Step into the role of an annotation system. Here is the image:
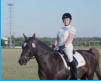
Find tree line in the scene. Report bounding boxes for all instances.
[1,36,101,47]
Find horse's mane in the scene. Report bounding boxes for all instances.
[36,39,54,52]
[36,39,63,62]
[26,37,53,52]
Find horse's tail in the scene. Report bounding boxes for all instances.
[89,48,99,60]
[89,48,101,80]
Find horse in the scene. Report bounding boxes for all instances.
[18,34,101,80]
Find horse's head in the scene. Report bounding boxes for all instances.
[19,33,37,65]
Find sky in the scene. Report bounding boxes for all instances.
[1,0,101,37]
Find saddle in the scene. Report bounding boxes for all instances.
[57,48,78,67]
[53,47,86,69]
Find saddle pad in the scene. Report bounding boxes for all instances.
[58,52,86,69]
[73,52,86,68]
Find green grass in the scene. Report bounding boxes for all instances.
[1,48,39,80]
[1,47,101,80]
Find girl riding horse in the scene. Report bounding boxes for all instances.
[53,13,77,79]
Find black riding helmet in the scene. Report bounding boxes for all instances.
[62,13,72,21]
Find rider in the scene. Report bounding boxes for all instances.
[53,13,78,80]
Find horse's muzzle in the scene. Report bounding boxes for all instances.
[18,56,29,65]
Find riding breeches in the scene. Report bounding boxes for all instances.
[64,44,73,62]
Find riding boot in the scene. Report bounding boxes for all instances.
[63,55,70,77]
[69,60,78,80]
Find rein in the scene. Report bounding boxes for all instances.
[30,52,49,60]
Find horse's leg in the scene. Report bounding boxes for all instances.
[87,65,95,80]
[81,74,87,80]
[96,63,101,79]
[88,76,93,80]
[87,73,94,80]
[39,74,47,80]
[38,70,48,80]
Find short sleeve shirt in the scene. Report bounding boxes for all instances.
[57,25,76,46]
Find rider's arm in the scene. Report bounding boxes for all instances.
[54,36,59,47]
[65,26,76,47]
[65,32,74,47]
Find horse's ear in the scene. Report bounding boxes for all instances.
[23,33,28,40]
[32,33,36,40]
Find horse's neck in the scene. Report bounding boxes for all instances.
[36,40,53,57]
[35,43,52,68]
[35,43,66,77]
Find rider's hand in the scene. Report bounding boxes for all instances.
[52,44,56,49]
[59,45,65,50]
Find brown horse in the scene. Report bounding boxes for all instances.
[18,34,101,80]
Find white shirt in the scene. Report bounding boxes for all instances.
[57,25,76,46]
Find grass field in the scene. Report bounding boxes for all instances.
[1,47,101,80]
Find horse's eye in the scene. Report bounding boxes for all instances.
[32,43,36,48]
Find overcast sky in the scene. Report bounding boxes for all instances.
[1,0,101,37]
